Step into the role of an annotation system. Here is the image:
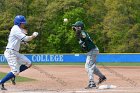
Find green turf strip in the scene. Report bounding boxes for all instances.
[97,62,140,66]
[1,62,140,66]
[33,62,140,66]
[0,72,34,82]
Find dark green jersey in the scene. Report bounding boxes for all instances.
[78,30,96,52]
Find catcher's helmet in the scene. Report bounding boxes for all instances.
[72,21,84,29]
[14,15,26,26]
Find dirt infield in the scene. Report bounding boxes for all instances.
[0,65,140,93]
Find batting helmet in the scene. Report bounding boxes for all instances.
[14,15,26,26]
[72,21,84,29]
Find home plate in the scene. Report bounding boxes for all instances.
[98,85,117,90]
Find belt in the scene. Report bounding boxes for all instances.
[6,48,19,52]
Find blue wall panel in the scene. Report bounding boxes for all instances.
[25,54,86,62]
[97,54,140,62]
[0,53,140,63]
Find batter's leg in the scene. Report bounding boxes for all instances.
[11,76,16,85]
[18,54,32,69]
[0,72,15,84]
[0,83,6,90]
[11,64,29,85]
[11,64,30,85]
[0,50,20,89]
[11,54,32,85]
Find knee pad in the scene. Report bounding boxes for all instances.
[12,70,20,76]
[26,63,32,68]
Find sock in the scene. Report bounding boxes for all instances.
[11,65,28,81]
[20,65,28,72]
[0,72,15,84]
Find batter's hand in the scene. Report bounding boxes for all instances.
[32,32,38,37]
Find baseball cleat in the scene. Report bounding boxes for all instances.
[97,76,107,85]
[85,83,96,89]
[85,81,96,89]
[11,77,16,85]
[0,84,7,90]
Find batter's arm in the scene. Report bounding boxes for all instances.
[22,32,38,42]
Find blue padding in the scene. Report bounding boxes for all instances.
[0,54,140,63]
[97,54,140,62]
[26,54,86,62]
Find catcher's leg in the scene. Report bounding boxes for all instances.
[85,55,96,89]
[92,50,107,85]
[94,66,107,85]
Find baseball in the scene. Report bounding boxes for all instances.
[64,18,68,22]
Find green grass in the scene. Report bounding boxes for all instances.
[97,62,140,66]
[0,72,34,83]
[33,62,140,66]
[1,62,140,66]
[33,62,85,65]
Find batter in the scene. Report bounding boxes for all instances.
[0,15,38,90]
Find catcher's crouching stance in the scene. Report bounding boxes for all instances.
[0,15,38,90]
[72,21,107,89]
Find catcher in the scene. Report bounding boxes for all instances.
[72,21,107,89]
